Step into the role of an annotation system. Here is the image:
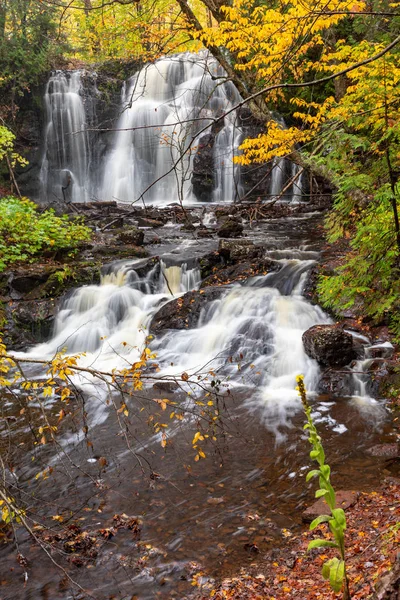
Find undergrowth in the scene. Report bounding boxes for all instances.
[0,196,91,272]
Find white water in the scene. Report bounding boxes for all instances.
[18,257,335,436]
[38,53,307,206]
[40,71,91,203]
[100,52,242,205]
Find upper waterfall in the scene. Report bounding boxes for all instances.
[38,53,305,205]
[100,52,243,205]
[40,71,94,204]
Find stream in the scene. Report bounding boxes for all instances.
[0,211,397,600]
[0,52,398,600]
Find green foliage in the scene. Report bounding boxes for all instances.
[315,126,400,337]
[0,125,28,168]
[296,375,350,599]
[0,196,92,272]
[0,0,64,96]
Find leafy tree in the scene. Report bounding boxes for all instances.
[0,0,63,105]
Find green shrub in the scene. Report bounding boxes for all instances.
[0,196,91,272]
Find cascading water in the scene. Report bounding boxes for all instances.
[21,253,331,437]
[40,71,94,203]
[100,52,243,205]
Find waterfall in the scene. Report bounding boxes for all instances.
[100,52,242,205]
[40,71,94,204]
[37,54,308,206]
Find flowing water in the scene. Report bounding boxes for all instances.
[39,53,305,205]
[1,213,396,599]
[40,71,93,203]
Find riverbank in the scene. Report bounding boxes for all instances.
[194,478,400,599]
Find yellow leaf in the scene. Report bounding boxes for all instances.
[192,431,204,446]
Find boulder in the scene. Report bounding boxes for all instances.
[150,287,225,335]
[302,490,358,523]
[317,369,354,397]
[201,259,278,288]
[217,218,243,238]
[116,227,144,246]
[302,324,356,367]
[218,239,264,262]
[191,133,215,202]
[11,299,57,342]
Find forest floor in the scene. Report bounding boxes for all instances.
[195,478,400,600]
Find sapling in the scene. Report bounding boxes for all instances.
[296,375,351,600]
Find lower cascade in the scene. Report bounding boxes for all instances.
[20,245,383,437]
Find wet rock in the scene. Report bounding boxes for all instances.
[302,490,358,523]
[217,218,244,238]
[5,264,101,301]
[11,299,57,342]
[136,217,164,228]
[152,381,179,393]
[218,239,264,262]
[196,226,212,238]
[150,287,225,335]
[91,244,148,260]
[366,342,395,359]
[318,369,354,397]
[201,259,278,288]
[302,324,356,367]
[191,133,215,202]
[199,251,225,279]
[116,227,145,246]
[181,221,196,232]
[11,269,54,295]
[366,444,400,458]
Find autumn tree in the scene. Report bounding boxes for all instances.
[0,0,62,105]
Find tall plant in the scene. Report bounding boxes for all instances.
[296,375,351,599]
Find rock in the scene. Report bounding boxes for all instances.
[11,299,57,342]
[136,217,164,228]
[91,245,148,259]
[191,133,215,202]
[218,239,263,262]
[181,221,196,232]
[199,251,225,279]
[366,444,400,458]
[150,287,225,335]
[375,558,400,600]
[11,269,53,295]
[196,226,212,238]
[318,369,354,397]
[217,218,244,238]
[201,259,278,288]
[302,324,356,367]
[116,227,145,246]
[152,381,179,393]
[302,490,358,523]
[366,342,395,359]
